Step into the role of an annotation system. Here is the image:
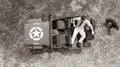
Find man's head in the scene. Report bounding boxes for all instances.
[81,15,86,20]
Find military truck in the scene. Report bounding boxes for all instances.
[24,15,95,54]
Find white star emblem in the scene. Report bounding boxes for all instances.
[32,29,40,38]
[29,27,43,41]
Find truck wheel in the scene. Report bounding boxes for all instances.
[30,49,36,54]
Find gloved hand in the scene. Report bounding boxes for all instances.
[92,31,95,35]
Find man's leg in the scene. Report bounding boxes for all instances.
[78,30,86,44]
[71,28,78,44]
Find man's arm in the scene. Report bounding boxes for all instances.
[71,19,76,27]
[86,19,94,35]
[72,17,81,27]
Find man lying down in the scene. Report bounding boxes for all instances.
[83,18,95,47]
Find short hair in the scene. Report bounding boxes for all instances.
[81,15,86,20]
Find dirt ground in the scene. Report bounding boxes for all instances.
[0,0,120,67]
